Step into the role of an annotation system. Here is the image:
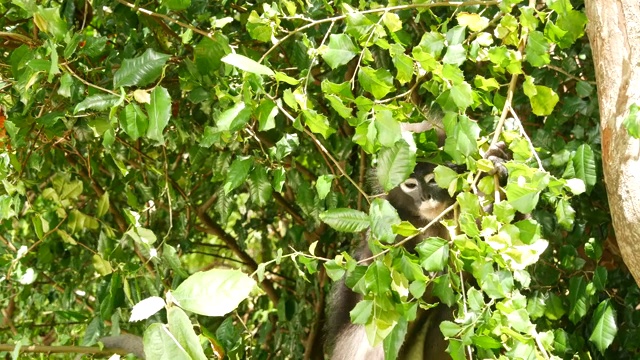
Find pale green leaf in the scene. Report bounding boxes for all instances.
[171,269,256,316]
[130,296,166,322]
[321,34,358,69]
[167,307,207,360]
[221,53,274,76]
[143,323,191,360]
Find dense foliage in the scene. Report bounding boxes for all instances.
[1,0,639,358]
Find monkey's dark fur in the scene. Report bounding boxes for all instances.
[326,162,455,360]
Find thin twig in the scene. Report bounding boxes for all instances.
[114,0,212,39]
[265,94,370,202]
[61,63,119,96]
[509,105,545,170]
[358,203,456,263]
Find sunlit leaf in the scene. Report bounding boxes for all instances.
[171,269,256,317]
[321,34,358,69]
[221,53,274,76]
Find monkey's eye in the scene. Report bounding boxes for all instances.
[424,174,435,183]
[400,178,419,192]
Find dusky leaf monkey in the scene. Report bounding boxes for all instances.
[325,125,511,359]
[325,162,455,360]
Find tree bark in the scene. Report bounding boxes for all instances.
[585,1,640,285]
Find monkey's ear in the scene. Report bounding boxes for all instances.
[485,141,511,182]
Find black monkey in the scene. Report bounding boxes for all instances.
[326,162,456,360]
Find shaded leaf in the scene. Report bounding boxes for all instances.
[113,49,171,88]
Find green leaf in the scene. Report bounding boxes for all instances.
[216,101,252,131]
[383,317,407,360]
[589,300,617,354]
[145,86,171,143]
[525,31,550,67]
[320,208,370,232]
[167,307,207,360]
[364,261,392,294]
[324,260,346,281]
[162,0,191,10]
[315,175,334,200]
[442,44,466,66]
[249,165,273,206]
[524,82,559,116]
[171,269,256,317]
[443,115,480,163]
[350,299,373,325]
[96,192,109,218]
[555,198,575,230]
[449,81,473,110]
[373,109,401,147]
[224,156,253,194]
[573,144,597,188]
[74,94,121,114]
[221,53,274,76]
[113,49,171,88]
[34,7,68,41]
[92,254,113,276]
[392,221,419,237]
[302,109,335,139]
[457,13,490,31]
[418,32,445,56]
[256,99,278,131]
[389,44,414,85]
[568,277,589,324]
[119,103,148,140]
[377,141,416,192]
[416,237,449,272]
[358,67,395,100]
[247,11,272,42]
[321,34,358,69]
[369,198,401,244]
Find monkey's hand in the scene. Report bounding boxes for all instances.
[484,141,511,184]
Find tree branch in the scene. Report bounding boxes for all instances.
[195,207,280,304]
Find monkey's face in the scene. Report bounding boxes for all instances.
[387,163,453,227]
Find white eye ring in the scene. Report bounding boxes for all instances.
[424,174,435,183]
[400,178,419,193]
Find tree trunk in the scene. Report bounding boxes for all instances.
[585,1,640,285]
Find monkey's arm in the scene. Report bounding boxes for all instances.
[100,334,145,359]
